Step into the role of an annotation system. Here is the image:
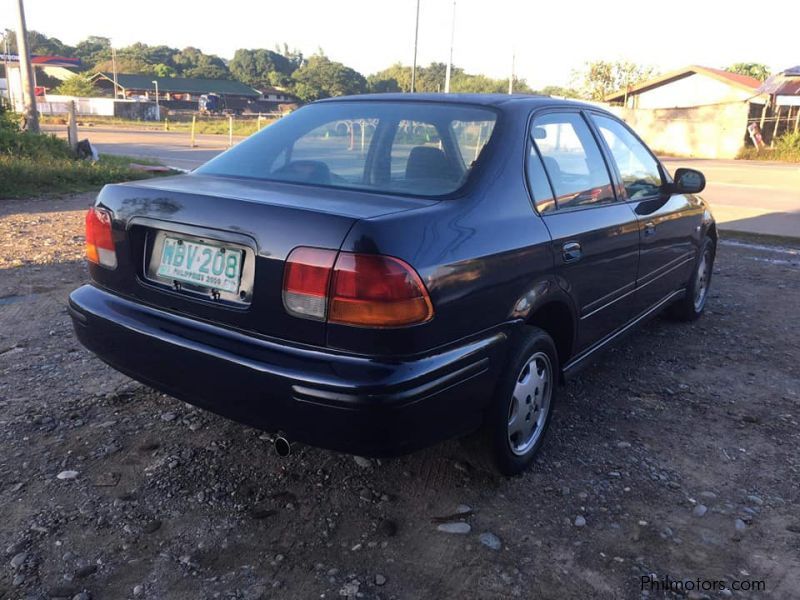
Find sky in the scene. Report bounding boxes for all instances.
[3,0,799,89]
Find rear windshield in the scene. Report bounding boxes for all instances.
[195,101,498,197]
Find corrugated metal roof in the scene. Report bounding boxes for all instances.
[93,73,261,97]
[758,66,800,95]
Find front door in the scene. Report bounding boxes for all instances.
[588,113,702,313]
[530,111,641,353]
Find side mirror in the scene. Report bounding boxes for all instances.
[672,168,706,194]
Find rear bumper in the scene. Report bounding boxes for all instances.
[68,285,509,457]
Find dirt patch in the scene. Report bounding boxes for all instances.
[1,196,799,599]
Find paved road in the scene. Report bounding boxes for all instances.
[46,125,800,238]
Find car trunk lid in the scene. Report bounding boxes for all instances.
[90,174,434,347]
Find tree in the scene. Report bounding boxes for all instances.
[229,48,296,89]
[53,73,96,97]
[74,36,112,69]
[173,47,230,79]
[535,85,582,99]
[368,63,412,93]
[575,60,656,101]
[291,54,367,102]
[726,63,771,82]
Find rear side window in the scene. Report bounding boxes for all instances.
[591,114,663,200]
[532,113,615,210]
[197,101,498,198]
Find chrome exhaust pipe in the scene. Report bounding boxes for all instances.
[274,436,291,457]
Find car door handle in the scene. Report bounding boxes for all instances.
[562,241,582,263]
[644,222,656,237]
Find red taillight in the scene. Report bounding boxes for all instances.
[283,248,434,327]
[282,247,337,320]
[85,207,117,269]
[330,253,433,327]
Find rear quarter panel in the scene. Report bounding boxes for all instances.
[329,107,564,356]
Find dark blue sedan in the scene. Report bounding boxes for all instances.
[70,94,716,474]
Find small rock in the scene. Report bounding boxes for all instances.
[12,573,25,586]
[339,580,360,596]
[479,532,502,550]
[75,564,98,578]
[699,491,717,500]
[574,516,586,527]
[142,519,162,533]
[616,441,631,449]
[353,456,372,468]
[437,522,471,534]
[160,412,177,422]
[455,504,472,514]
[377,519,397,537]
[10,552,27,569]
[72,593,91,600]
[747,495,763,506]
[375,574,387,586]
[693,504,708,517]
[57,470,79,480]
[48,585,78,598]
[735,518,747,532]
[133,585,144,596]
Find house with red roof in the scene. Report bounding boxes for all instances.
[605,65,763,109]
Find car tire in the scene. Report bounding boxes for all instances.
[483,326,559,476]
[668,235,716,322]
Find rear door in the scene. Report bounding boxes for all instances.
[529,110,640,353]
[588,113,701,314]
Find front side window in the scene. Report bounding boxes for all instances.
[591,114,663,200]
[532,113,615,210]
[197,101,498,198]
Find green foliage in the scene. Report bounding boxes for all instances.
[291,54,367,102]
[0,154,157,198]
[575,60,656,101]
[53,73,97,97]
[726,63,771,82]
[535,85,582,99]
[367,62,532,95]
[737,131,800,162]
[0,112,165,198]
[229,48,299,89]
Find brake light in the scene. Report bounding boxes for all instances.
[329,253,433,327]
[283,248,434,327]
[85,207,117,269]
[282,247,337,320]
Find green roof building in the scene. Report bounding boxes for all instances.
[91,73,261,100]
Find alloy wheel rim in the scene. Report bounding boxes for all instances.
[507,351,552,456]
[694,249,711,311]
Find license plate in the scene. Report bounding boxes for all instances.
[157,237,242,293]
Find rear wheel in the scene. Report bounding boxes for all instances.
[668,235,715,321]
[484,326,559,475]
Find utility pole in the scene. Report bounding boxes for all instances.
[444,0,455,93]
[14,0,39,132]
[508,48,515,95]
[410,0,420,93]
[2,30,12,109]
[152,79,160,121]
[111,46,119,99]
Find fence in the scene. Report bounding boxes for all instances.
[37,95,159,120]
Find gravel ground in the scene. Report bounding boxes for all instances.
[1,194,799,600]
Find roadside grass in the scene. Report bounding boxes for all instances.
[40,114,277,137]
[737,131,800,162]
[0,154,170,199]
[1,110,173,199]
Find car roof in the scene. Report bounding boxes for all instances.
[316,93,600,112]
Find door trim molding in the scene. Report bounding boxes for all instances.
[564,288,685,376]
